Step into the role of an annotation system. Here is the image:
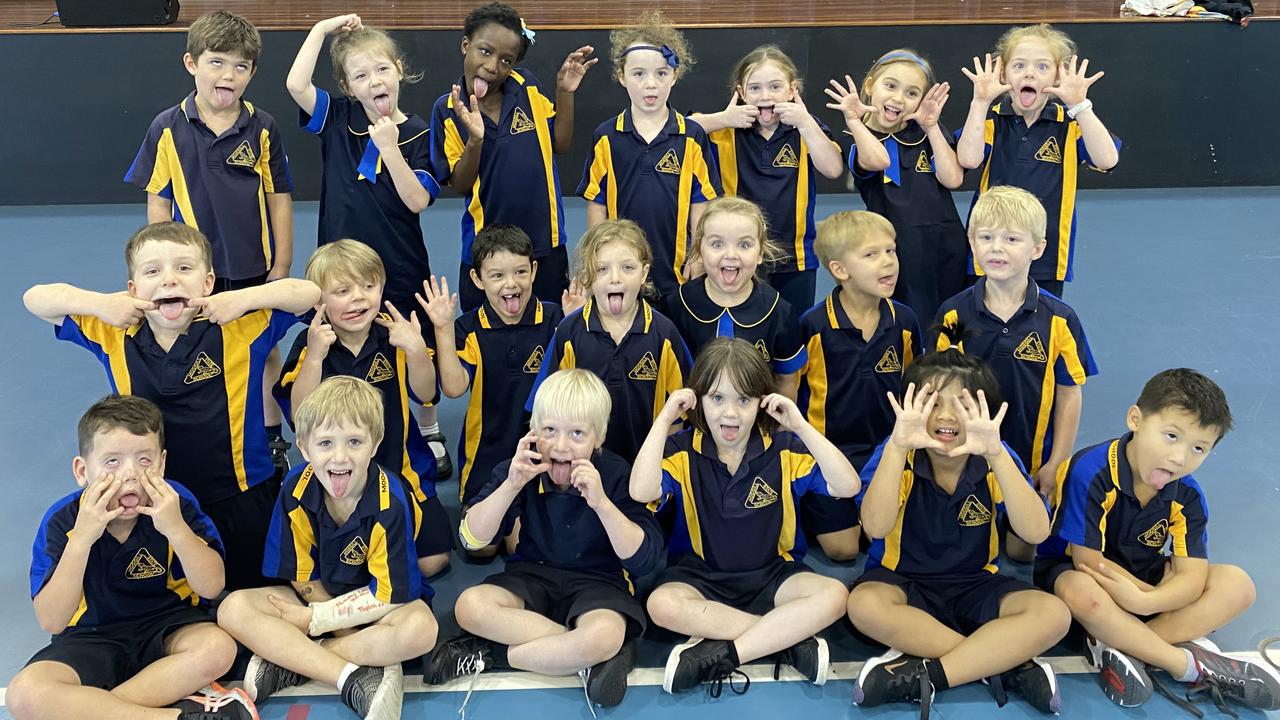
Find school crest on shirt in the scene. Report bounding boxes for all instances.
[875,347,903,373]
[226,140,257,168]
[366,353,395,383]
[341,536,369,565]
[745,477,779,509]
[772,144,800,169]
[753,339,771,362]
[1035,137,1063,164]
[510,107,536,135]
[1138,519,1169,548]
[184,352,222,384]
[1014,332,1048,363]
[958,495,993,527]
[523,345,545,374]
[655,149,682,175]
[915,151,933,173]
[629,352,659,381]
[126,548,166,580]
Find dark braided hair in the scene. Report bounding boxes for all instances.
[464,2,531,61]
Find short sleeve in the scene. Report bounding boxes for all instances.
[1169,483,1209,559]
[469,460,525,538]
[124,113,171,193]
[578,132,610,203]
[525,320,572,412]
[273,332,310,422]
[1051,456,1109,551]
[688,130,722,202]
[56,315,129,393]
[769,302,808,374]
[657,437,687,511]
[366,482,423,603]
[261,474,320,583]
[1052,309,1097,386]
[847,137,884,180]
[785,433,828,498]
[259,113,294,193]
[29,495,78,598]
[456,323,480,379]
[1077,127,1122,171]
[173,482,225,556]
[405,124,441,201]
[429,94,466,184]
[300,87,334,135]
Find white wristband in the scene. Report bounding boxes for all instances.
[1066,100,1093,119]
[308,587,397,636]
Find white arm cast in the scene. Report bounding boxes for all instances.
[307,586,400,636]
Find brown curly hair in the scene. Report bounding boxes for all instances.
[609,11,695,80]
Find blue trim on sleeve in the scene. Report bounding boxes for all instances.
[302,88,331,135]
[772,347,809,375]
[415,169,442,201]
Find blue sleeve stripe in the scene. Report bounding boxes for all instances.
[302,88,330,135]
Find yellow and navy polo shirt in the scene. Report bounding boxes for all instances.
[859,440,1033,577]
[666,277,807,374]
[935,277,1097,475]
[30,480,222,629]
[1038,435,1209,583]
[429,69,565,264]
[303,88,441,304]
[850,120,966,228]
[965,98,1122,282]
[658,428,830,573]
[708,117,839,272]
[56,310,299,506]
[577,108,721,293]
[263,461,427,603]
[453,298,563,504]
[798,291,921,468]
[526,299,691,460]
[125,92,294,281]
[274,316,439,503]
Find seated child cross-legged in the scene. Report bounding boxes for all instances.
[424,369,663,712]
[1036,368,1280,712]
[8,395,255,720]
[849,349,1069,716]
[632,338,858,695]
[217,377,438,720]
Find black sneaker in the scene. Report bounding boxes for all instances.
[582,639,637,708]
[172,684,259,719]
[1181,638,1280,710]
[999,658,1061,714]
[662,638,748,696]
[424,634,500,685]
[423,430,453,480]
[340,664,403,720]
[853,649,933,716]
[243,654,305,702]
[267,434,291,474]
[773,636,830,685]
[1085,635,1153,707]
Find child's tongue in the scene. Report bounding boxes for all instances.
[503,294,522,316]
[550,460,573,486]
[759,106,775,124]
[214,87,234,107]
[1020,87,1039,108]
[719,267,740,288]
[158,298,186,321]
[720,424,740,442]
[373,94,392,117]
[117,493,140,510]
[473,77,490,99]
[1148,469,1173,489]
[607,292,624,316]
[329,470,352,497]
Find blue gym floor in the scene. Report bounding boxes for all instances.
[2,187,1278,719]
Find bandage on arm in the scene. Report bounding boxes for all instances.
[307,586,400,636]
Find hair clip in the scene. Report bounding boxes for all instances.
[622,44,679,69]
[520,18,536,44]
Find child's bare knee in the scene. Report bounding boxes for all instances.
[1054,571,1108,621]
[400,605,439,656]
[454,587,490,630]
[818,530,860,562]
[419,554,451,579]
[578,623,626,667]
[214,590,256,633]
[1212,564,1256,613]
[7,667,54,720]
[845,585,887,628]
[645,588,681,628]
[1031,594,1072,641]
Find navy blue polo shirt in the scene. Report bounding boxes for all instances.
[577,109,721,293]
[708,117,839,272]
[935,277,1097,476]
[859,440,1033,577]
[659,428,830,573]
[665,277,807,374]
[302,88,441,304]
[274,316,438,502]
[125,93,294,281]
[527,299,692,460]
[798,291,921,468]
[966,98,1122,282]
[430,69,565,264]
[263,462,427,603]
[57,310,299,506]
[453,298,563,503]
[851,120,965,228]
[30,480,223,628]
[1039,435,1209,582]
[473,449,663,583]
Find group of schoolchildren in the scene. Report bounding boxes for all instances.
[10,3,1280,720]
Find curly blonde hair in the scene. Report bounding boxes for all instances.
[995,24,1077,68]
[330,27,423,95]
[609,11,695,80]
[687,196,784,279]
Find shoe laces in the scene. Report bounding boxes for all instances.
[1151,671,1228,719]
[577,668,600,720]
[988,672,1010,708]
[182,691,244,714]
[707,667,751,699]
[456,655,488,720]
[1188,675,1240,719]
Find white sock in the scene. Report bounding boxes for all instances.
[1177,649,1200,683]
[337,662,360,691]
[420,421,440,437]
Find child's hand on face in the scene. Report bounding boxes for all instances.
[560,278,588,317]
[960,54,1012,106]
[661,388,697,424]
[903,82,951,129]
[887,382,946,452]
[306,304,338,359]
[316,14,362,35]
[136,470,183,538]
[506,431,552,487]
[570,458,608,510]
[946,388,1009,459]
[450,85,485,138]
[721,91,761,129]
[773,82,815,130]
[188,292,247,325]
[375,301,427,353]
[416,276,458,329]
[104,293,156,328]
[761,393,805,432]
[72,474,124,543]
[557,45,598,93]
[369,115,399,151]
[825,75,875,122]
[1047,55,1103,108]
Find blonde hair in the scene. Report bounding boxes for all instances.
[306,239,387,291]
[187,10,261,65]
[688,196,784,278]
[732,44,801,95]
[610,11,695,80]
[295,376,385,445]
[968,186,1047,243]
[571,220,654,293]
[125,222,213,278]
[529,369,611,444]
[814,211,896,270]
[860,48,935,104]
[330,27,423,95]
[995,24,1077,68]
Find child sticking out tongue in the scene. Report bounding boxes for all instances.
[473,76,490,100]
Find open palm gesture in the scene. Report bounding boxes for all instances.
[945,389,1008,459]
[960,54,1012,105]
[887,383,944,452]
[825,75,875,121]
[903,82,950,128]
[1048,55,1104,107]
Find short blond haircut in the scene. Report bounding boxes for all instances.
[530,369,610,445]
[814,211,896,270]
[610,11,695,81]
[295,376,385,446]
[125,222,213,278]
[688,196,784,278]
[187,10,261,65]
[330,27,423,96]
[306,239,387,291]
[968,186,1047,243]
[996,23,1077,68]
[571,219,654,293]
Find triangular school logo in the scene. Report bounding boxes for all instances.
[915,150,933,173]
[126,548,166,580]
[875,347,903,373]
[184,352,222,384]
[958,495,993,527]
[1014,332,1048,363]
[655,148,682,175]
[772,143,800,168]
[510,106,536,135]
[523,345,545,374]
[1035,137,1063,164]
[1138,519,1169,548]
[754,339,771,361]
[340,536,369,565]
[629,352,659,381]
[365,353,395,383]
[745,477,779,509]
[226,140,257,168]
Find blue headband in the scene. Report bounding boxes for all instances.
[520,18,536,44]
[874,51,930,75]
[623,44,679,69]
